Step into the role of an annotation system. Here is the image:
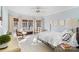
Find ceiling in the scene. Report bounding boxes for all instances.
[7,6,78,17]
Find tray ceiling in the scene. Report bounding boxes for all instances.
[7,6,78,17]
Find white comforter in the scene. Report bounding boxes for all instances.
[37,31,78,47]
[37,31,62,46]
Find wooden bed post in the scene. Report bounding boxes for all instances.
[76,27,79,48]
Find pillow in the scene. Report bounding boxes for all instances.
[69,33,78,47]
[62,30,74,42]
[62,33,72,41]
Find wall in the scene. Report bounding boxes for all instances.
[44,7,79,32]
[0,6,8,35]
[48,7,79,20]
[0,6,1,16]
[43,16,50,31]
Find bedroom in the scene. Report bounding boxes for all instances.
[0,6,79,52]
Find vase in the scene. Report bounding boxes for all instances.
[0,43,8,49]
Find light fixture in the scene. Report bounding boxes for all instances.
[36,10,40,13]
[35,6,41,13]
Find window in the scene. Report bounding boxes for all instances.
[36,20,41,27]
[28,20,33,30]
[22,20,27,30]
[53,20,58,27]
[59,20,65,27]
[13,18,18,30]
[35,20,42,32]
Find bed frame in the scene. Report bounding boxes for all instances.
[76,27,79,47]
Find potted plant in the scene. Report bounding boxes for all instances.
[0,34,11,49]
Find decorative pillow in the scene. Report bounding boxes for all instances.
[62,30,74,42]
[62,33,72,41]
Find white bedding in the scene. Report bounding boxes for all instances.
[68,33,78,47]
[37,31,78,47]
[37,31,62,46]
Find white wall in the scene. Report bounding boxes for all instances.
[0,6,1,16]
[0,6,8,35]
[43,16,50,31]
[44,7,79,32]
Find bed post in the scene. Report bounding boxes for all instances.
[76,27,79,48]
